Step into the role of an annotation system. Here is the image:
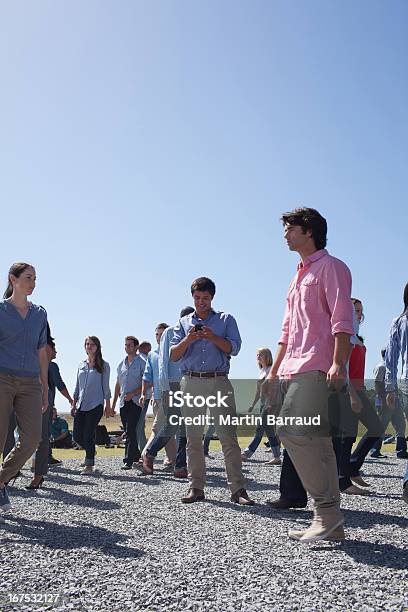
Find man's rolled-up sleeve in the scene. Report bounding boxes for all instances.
[278,296,290,345]
[170,321,186,358]
[143,356,153,383]
[225,315,241,356]
[324,260,354,336]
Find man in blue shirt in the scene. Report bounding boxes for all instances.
[138,307,194,478]
[140,323,177,468]
[170,277,254,505]
[112,336,146,469]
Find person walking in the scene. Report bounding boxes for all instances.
[266,208,354,542]
[170,277,254,505]
[71,336,112,475]
[0,262,49,512]
[26,338,73,489]
[241,348,281,464]
[111,336,145,470]
[385,282,408,503]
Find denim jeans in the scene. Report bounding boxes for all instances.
[120,400,142,466]
[371,394,407,455]
[243,406,280,458]
[73,404,103,466]
[147,382,187,470]
[136,399,149,453]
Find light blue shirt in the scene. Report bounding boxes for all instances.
[385,314,408,392]
[73,361,111,412]
[159,326,183,391]
[117,354,146,407]
[0,301,48,377]
[170,310,241,374]
[143,348,160,399]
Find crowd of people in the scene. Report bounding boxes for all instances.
[0,207,407,544]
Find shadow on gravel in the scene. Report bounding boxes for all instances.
[320,541,408,570]
[203,473,275,492]
[46,474,96,486]
[1,516,144,558]
[8,487,121,511]
[203,498,306,516]
[344,508,408,529]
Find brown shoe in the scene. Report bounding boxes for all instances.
[174,468,188,479]
[231,488,255,506]
[181,488,205,503]
[265,458,282,466]
[350,475,370,488]
[343,484,369,496]
[266,497,307,510]
[134,454,154,475]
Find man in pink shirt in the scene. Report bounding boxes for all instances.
[266,207,354,543]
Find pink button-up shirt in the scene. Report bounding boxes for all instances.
[278,249,354,376]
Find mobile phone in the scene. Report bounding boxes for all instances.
[194,324,203,332]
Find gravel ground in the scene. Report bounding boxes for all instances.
[1,451,407,612]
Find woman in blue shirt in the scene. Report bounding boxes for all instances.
[71,336,112,475]
[384,282,408,503]
[0,262,49,513]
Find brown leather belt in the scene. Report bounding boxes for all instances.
[185,371,228,379]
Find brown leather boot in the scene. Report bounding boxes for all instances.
[181,488,205,503]
[174,468,188,479]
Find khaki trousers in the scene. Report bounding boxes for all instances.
[180,375,246,494]
[278,371,341,514]
[0,373,43,484]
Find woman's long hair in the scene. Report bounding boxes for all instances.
[4,262,32,299]
[84,336,104,374]
[256,347,273,368]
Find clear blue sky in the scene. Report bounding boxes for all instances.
[1,1,407,409]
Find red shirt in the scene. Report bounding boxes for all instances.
[349,343,366,390]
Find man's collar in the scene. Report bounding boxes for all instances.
[193,308,215,321]
[297,248,328,270]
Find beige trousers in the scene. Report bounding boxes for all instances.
[278,371,341,515]
[180,375,246,494]
[0,373,43,484]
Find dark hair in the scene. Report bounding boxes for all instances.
[281,208,327,250]
[125,336,139,347]
[400,282,408,318]
[84,336,105,374]
[139,341,152,353]
[155,323,169,331]
[180,306,194,318]
[190,277,216,298]
[381,349,386,359]
[4,262,32,299]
